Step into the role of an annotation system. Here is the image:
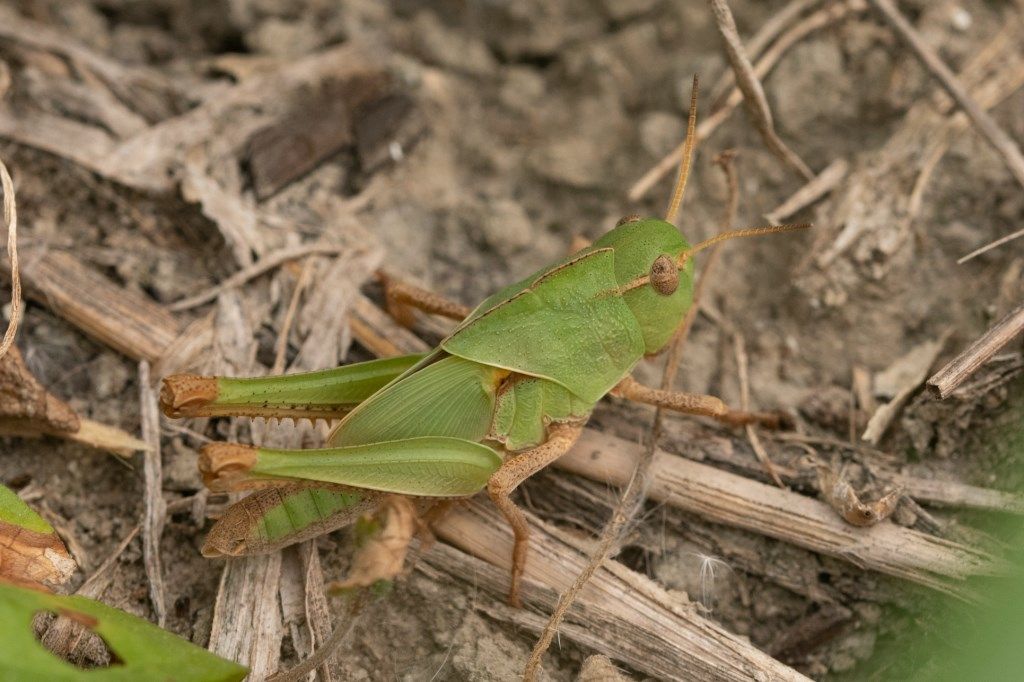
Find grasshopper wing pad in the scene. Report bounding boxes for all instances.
[492,376,593,451]
[442,248,644,403]
[330,356,504,447]
[253,436,502,497]
[204,485,381,556]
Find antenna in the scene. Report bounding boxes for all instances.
[664,75,699,224]
[677,223,811,266]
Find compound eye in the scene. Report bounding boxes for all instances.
[650,254,678,295]
[616,214,642,227]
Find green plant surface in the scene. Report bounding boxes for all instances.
[0,581,247,682]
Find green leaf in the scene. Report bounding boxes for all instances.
[0,580,248,681]
[0,483,52,534]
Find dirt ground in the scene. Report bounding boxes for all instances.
[1,0,1023,680]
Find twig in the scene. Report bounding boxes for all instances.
[764,158,849,224]
[556,429,996,597]
[867,0,1024,192]
[0,156,22,361]
[707,0,814,180]
[734,331,786,487]
[892,475,1024,515]
[299,542,336,682]
[272,260,312,374]
[958,227,1024,264]
[629,0,863,200]
[138,360,167,627]
[63,418,148,456]
[928,304,1024,398]
[168,243,347,312]
[350,292,429,356]
[708,0,821,105]
[267,589,370,682]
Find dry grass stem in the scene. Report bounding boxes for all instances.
[958,227,1024,264]
[138,360,167,627]
[863,334,950,443]
[867,0,1024,191]
[707,0,813,180]
[629,0,864,200]
[765,158,849,224]
[169,243,347,312]
[556,429,995,597]
[267,590,370,682]
[0,156,22,361]
[64,418,148,456]
[734,332,786,487]
[708,0,820,104]
[272,260,313,374]
[928,304,1024,398]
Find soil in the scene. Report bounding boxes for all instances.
[1,0,1023,680]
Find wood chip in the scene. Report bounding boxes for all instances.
[180,152,266,267]
[10,249,179,363]
[863,334,949,444]
[428,502,810,682]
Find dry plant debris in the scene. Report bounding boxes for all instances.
[928,304,1024,399]
[0,344,145,455]
[815,463,903,527]
[863,333,949,444]
[0,483,74,589]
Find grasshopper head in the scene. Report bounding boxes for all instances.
[593,217,695,355]
[596,217,811,355]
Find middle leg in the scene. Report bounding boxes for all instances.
[487,423,583,607]
[611,376,788,429]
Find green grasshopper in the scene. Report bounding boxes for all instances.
[161,81,805,606]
